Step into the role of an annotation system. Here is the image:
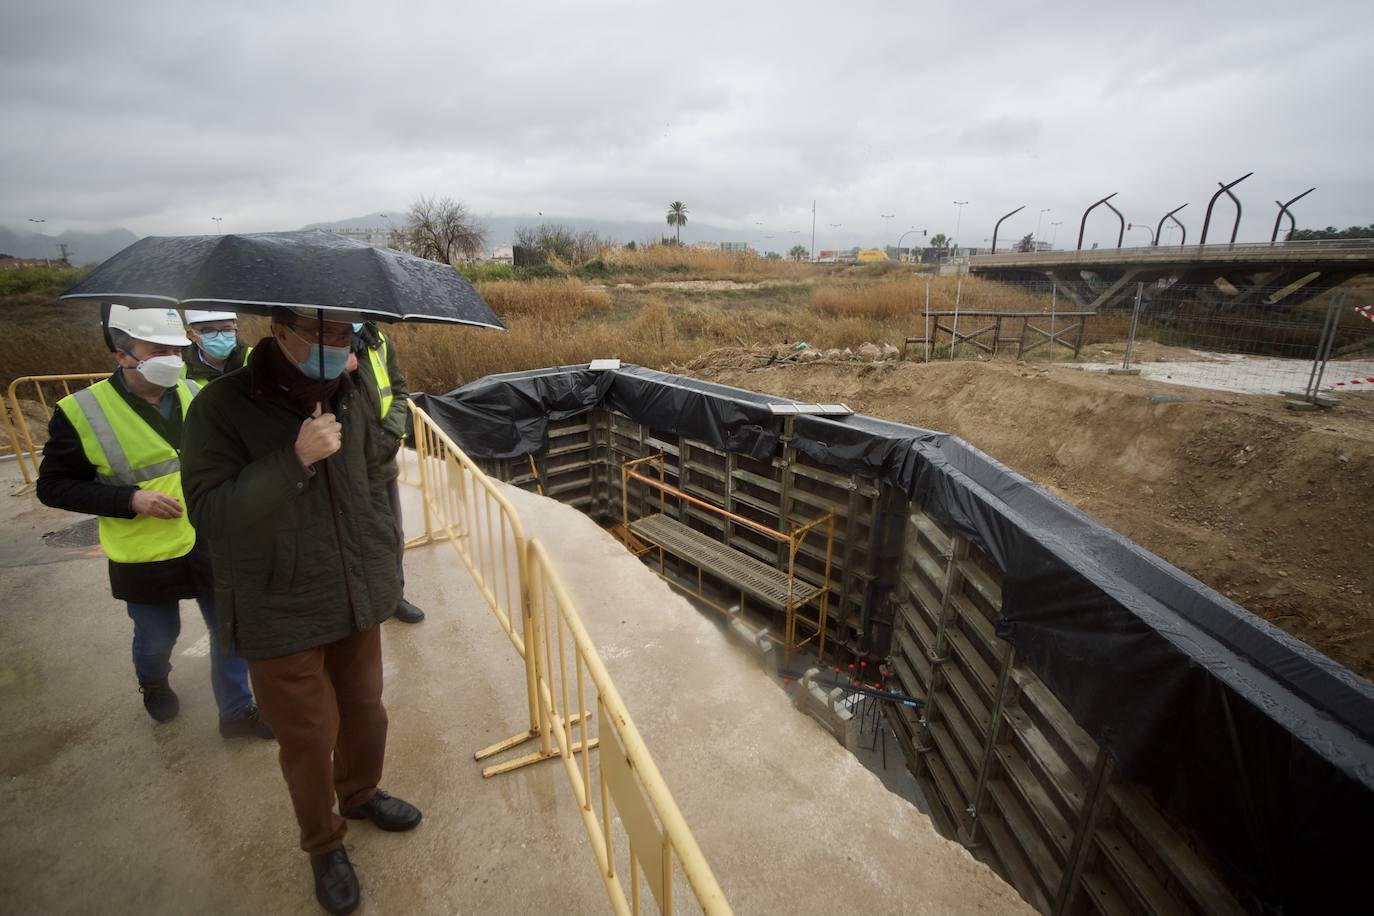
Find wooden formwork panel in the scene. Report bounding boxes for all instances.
[890,506,1246,916]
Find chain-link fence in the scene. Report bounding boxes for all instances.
[907,277,1374,401]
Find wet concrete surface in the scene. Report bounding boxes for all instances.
[0,457,1028,914]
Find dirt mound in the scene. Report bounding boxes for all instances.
[698,359,1374,679]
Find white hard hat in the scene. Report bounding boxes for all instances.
[183,309,238,325]
[106,305,192,347]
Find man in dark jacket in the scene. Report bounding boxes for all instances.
[37,305,269,739]
[182,309,252,381]
[350,320,424,624]
[181,306,421,916]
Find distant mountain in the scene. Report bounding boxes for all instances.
[303,211,757,248]
[0,226,139,265]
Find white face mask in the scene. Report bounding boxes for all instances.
[134,354,184,388]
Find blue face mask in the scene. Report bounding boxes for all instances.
[286,327,350,379]
[351,322,364,333]
[199,330,238,359]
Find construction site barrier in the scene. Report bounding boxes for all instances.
[403,404,732,915]
[3,373,108,485]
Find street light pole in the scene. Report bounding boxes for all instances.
[880,214,895,252]
[1126,223,1156,246]
[897,228,927,262]
[1049,220,1063,248]
[951,201,968,258]
[211,216,223,234]
[1036,208,1051,246]
[27,218,46,230]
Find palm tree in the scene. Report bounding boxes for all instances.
[666,201,688,244]
[788,244,808,262]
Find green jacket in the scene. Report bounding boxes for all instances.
[183,341,252,381]
[180,347,400,660]
[353,327,408,482]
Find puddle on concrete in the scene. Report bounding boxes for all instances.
[42,517,100,550]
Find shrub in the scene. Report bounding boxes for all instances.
[0,265,89,295]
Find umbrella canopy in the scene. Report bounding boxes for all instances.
[60,229,504,329]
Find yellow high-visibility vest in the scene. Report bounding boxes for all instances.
[181,344,252,379]
[367,335,393,419]
[57,378,201,564]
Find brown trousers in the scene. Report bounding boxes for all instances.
[248,625,388,855]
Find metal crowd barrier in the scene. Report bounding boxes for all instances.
[3,373,108,485]
[401,404,731,914]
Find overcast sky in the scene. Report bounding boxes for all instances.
[2,0,1370,251]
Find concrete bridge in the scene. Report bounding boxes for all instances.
[968,239,1374,310]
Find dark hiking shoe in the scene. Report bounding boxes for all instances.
[139,679,179,723]
[310,847,360,915]
[219,706,275,740]
[393,598,425,624]
[340,789,422,832]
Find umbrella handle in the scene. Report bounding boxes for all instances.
[317,309,326,407]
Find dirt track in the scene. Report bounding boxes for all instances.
[695,357,1374,680]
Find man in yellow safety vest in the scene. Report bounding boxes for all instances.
[350,321,424,624]
[36,305,270,737]
[182,308,252,381]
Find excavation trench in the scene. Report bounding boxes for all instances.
[417,363,1374,916]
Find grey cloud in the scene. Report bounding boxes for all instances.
[2,0,1370,251]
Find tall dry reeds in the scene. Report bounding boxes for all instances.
[812,275,1057,321]
[475,277,611,323]
[607,246,811,281]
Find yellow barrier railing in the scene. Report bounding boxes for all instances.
[403,404,732,914]
[404,404,546,773]
[3,373,109,485]
[526,537,732,915]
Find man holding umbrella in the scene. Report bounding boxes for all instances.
[61,229,505,914]
[180,306,421,915]
[36,306,270,738]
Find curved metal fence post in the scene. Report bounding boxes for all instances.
[1155,203,1188,248]
[990,205,1025,254]
[1271,187,1316,243]
[1077,193,1119,250]
[1104,199,1126,249]
[1199,172,1252,245]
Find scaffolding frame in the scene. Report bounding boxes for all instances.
[620,451,835,667]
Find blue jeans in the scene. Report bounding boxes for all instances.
[126,596,254,721]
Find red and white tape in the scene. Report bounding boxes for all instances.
[1357,304,1374,324]
[1329,375,1374,389]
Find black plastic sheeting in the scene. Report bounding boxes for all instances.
[416,364,1374,915]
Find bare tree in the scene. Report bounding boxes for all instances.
[404,195,487,264]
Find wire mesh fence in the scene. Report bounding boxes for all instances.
[906,277,1374,399]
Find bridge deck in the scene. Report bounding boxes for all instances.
[970,239,1374,271]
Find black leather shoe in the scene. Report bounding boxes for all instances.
[219,706,275,740]
[310,847,360,915]
[340,789,422,832]
[139,679,179,723]
[393,598,425,624]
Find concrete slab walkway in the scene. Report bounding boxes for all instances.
[0,457,1028,915]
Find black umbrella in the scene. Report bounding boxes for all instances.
[62,229,504,403]
[61,229,504,329]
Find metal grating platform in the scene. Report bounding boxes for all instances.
[629,513,822,610]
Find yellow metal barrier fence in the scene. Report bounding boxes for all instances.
[403,405,732,914]
[526,537,732,916]
[404,404,548,773]
[4,373,109,485]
